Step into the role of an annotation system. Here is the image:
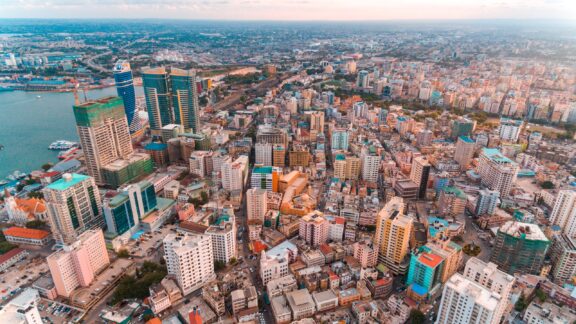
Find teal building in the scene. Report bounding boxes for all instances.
[103,181,157,236]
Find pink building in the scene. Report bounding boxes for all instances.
[47,229,110,297]
[299,211,329,247]
[353,240,378,268]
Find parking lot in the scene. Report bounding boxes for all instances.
[37,298,85,323]
[0,257,49,302]
[124,224,176,259]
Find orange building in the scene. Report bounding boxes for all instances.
[3,226,51,246]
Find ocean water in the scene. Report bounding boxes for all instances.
[0,87,142,179]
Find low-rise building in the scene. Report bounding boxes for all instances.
[2,227,52,246]
[286,289,315,320]
[271,295,292,324]
[312,290,338,312]
[267,274,298,298]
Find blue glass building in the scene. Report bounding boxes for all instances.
[113,60,140,133]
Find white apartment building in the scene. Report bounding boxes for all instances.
[549,190,576,237]
[0,288,43,324]
[477,148,519,198]
[246,188,268,224]
[163,233,216,295]
[43,173,103,245]
[260,251,289,285]
[361,152,380,183]
[221,155,248,192]
[454,136,475,169]
[436,273,500,324]
[255,143,273,166]
[299,211,330,247]
[205,213,237,264]
[498,118,522,142]
[463,257,515,324]
[549,234,576,285]
[331,128,349,151]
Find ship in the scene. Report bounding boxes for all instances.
[49,140,78,150]
[5,170,27,181]
[0,86,14,92]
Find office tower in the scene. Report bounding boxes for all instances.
[333,154,360,181]
[163,233,216,295]
[221,156,248,192]
[251,166,282,192]
[298,211,329,247]
[256,124,288,146]
[361,149,380,183]
[498,118,522,142]
[436,273,501,324]
[0,288,42,323]
[73,96,152,186]
[260,251,289,285]
[409,156,431,199]
[331,128,349,151]
[549,190,576,237]
[463,257,515,324]
[47,230,110,297]
[247,188,268,224]
[356,70,370,88]
[475,189,500,216]
[305,111,325,134]
[272,144,286,167]
[477,148,519,198]
[433,172,451,197]
[142,67,200,134]
[374,197,413,274]
[289,145,310,167]
[103,181,157,236]
[255,143,273,166]
[406,249,444,295]
[450,118,475,140]
[454,136,475,169]
[527,131,542,150]
[549,234,576,285]
[113,60,141,133]
[206,209,237,264]
[490,221,550,275]
[43,173,103,244]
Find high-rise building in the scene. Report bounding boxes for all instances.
[475,189,500,216]
[255,143,273,166]
[305,111,325,134]
[498,118,522,142]
[256,124,288,146]
[333,154,360,180]
[43,173,103,244]
[438,186,467,217]
[409,156,431,199]
[221,156,248,192]
[113,60,141,133]
[353,240,378,268]
[490,221,550,275]
[454,136,475,169]
[549,234,576,285]
[251,166,282,192]
[299,211,329,247]
[462,257,515,324]
[103,181,157,236]
[0,288,43,323]
[406,249,444,295]
[206,209,237,264]
[436,273,501,324]
[163,233,216,295]
[260,251,289,285]
[142,67,200,134]
[477,148,519,198]
[549,190,576,237]
[450,118,475,140]
[374,197,413,274]
[361,148,380,183]
[73,96,152,186]
[272,144,286,167]
[246,188,268,224]
[356,70,370,88]
[47,230,110,297]
[331,128,349,151]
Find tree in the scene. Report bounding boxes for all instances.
[214,260,226,271]
[229,257,238,265]
[540,181,555,189]
[515,293,528,311]
[452,235,464,243]
[200,191,209,203]
[110,261,167,305]
[41,163,53,171]
[535,289,547,303]
[0,241,17,254]
[28,191,44,199]
[117,249,130,258]
[25,220,46,229]
[409,309,426,324]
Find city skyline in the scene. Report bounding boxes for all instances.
[1,0,575,20]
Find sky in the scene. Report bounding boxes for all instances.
[0,0,574,20]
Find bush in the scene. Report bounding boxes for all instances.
[409,309,426,324]
[540,181,554,189]
[25,220,46,229]
[117,249,130,258]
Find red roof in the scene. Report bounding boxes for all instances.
[334,217,346,225]
[418,253,444,268]
[0,248,26,265]
[4,227,50,240]
[319,243,332,255]
[252,240,267,253]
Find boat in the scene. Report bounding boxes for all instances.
[6,170,27,181]
[0,144,4,150]
[0,86,14,92]
[49,140,78,150]
[36,95,42,99]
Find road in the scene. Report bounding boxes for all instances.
[83,35,150,73]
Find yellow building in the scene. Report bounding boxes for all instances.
[374,197,413,275]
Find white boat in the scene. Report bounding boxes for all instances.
[49,140,78,150]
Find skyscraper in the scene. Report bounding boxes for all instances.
[475,189,500,216]
[73,96,152,187]
[43,173,103,244]
[142,67,200,134]
[549,234,576,285]
[477,148,518,198]
[454,136,475,170]
[490,221,550,275]
[409,156,431,199]
[549,190,576,238]
[163,233,216,295]
[247,188,268,224]
[374,197,413,274]
[331,128,349,151]
[113,60,141,133]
